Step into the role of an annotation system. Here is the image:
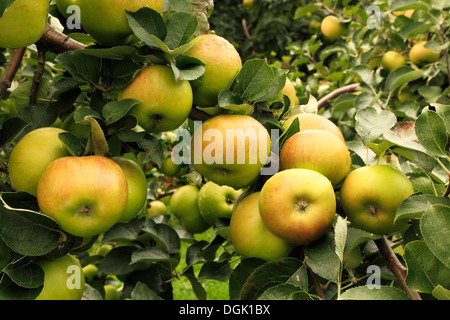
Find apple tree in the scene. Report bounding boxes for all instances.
[0,0,449,301]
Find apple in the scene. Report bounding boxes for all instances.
[104,284,120,300]
[340,165,415,235]
[82,264,98,282]
[78,0,164,46]
[191,114,271,189]
[281,78,300,109]
[320,15,345,40]
[147,200,168,218]
[112,156,148,223]
[0,0,49,48]
[169,185,210,234]
[229,192,294,261]
[242,0,254,10]
[280,129,351,186]
[409,41,441,66]
[118,65,193,133]
[185,34,242,107]
[160,156,181,177]
[55,0,78,19]
[197,181,243,225]
[8,127,72,196]
[259,168,336,245]
[282,112,345,142]
[95,243,114,256]
[37,155,128,237]
[35,254,85,300]
[381,51,406,72]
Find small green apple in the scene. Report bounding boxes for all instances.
[37,156,128,237]
[170,185,210,234]
[197,181,243,225]
[8,127,72,196]
[160,156,181,177]
[147,200,168,218]
[55,0,78,19]
[320,15,345,40]
[381,51,406,72]
[82,264,98,282]
[259,169,336,245]
[118,65,193,133]
[35,254,85,300]
[95,243,114,256]
[340,165,415,235]
[112,156,148,223]
[104,284,120,300]
[0,0,49,48]
[409,41,441,66]
[230,192,294,261]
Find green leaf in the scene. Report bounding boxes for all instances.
[390,0,429,11]
[79,46,137,60]
[164,12,198,50]
[56,51,101,85]
[228,258,266,300]
[395,194,450,223]
[420,204,450,269]
[141,222,180,255]
[58,132,85,157]
[0,0,16,18]
[198,260,232,282]
[102,99,141,125]
[171,56,205,81]
[3,259,44,289]
[278,117,300,149]
[89,117,109,156]
[0,117,28,150]
[384,66,423,93]
[98,246,145,275]
[349,65,375,86]
[131,282,163,300]
[334,216,348,263]
[432,285,450,300]
[257,283,313,300]
[131,247,171,264]
[340,285,410,300]
[415,108,448,157]
[0,238,11,271]
[355,107,397,144]
[126,7,167,48]
[136,133,164,167]
[305,233,340,283]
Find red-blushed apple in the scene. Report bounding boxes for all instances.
[8,127,72,196]
[230,192,294,261]
[35,254,85,300]
[258,168,336,245]
[191,114,271,189]
[36,156,128,237]
[340,165,415,235]
[112,156,148,223]
[0,0,49,48]
[279,129,351,186]
[170,185,210,234]
[282,112,345,142]
[118,65,193,133]
[185,34,242,107]
[78,0,164,46]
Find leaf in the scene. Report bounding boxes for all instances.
[170,56,205,81]
[140,222,180,255]
[432,285,450,300]
[257,283,312,300]
[131,282,163,300]
[395,194,450,223]
[420,204,450,269]
[131,247,172,264]
[79,46,137,60]
[0,117,28,150]
[164,12,198,50]
[0,0,16,18]
[126,7,167,48]
[304,233,340,283]
[278,117,300,149]
[198,260,232,282]
[89,117,109,156]
[384,66,423,93]
[3,259,44,289]
[334,216,348,263]
[0,238,11,271]
[55,51,101,85]
[415,108,448,157]
[355,107,397,144]
[390,0,429,11]
[349,65,375,86]
[340,285,410,300]
[102,99,141,125]
[58,132,85,157]
[228,258,266,300]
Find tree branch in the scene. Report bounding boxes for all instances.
[36,24,86,53]
[29,44,47,106]
[317,83,360,109]
[0,47,26,96]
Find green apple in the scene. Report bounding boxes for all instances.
[147,200,168,217]
[280,130,351,186]
[282,112,345,142]
[82,264,98,282]
[409,41,441,66]
[37,156,128,237]
[197,181,243,225]
[191,114,271,189]
[35,254,85,300]
[8,127,72,196]
[229,192,294,261]
[259,168,336,245]
[170,185,210,234]
[104,284,120,300]
[118,65,193,133]
[95,243,114,256]
[78,0,164,46]
[185,34,242,107]
[55,0,78,19]
[381,51,406,72]
[112,156,148,223]
[320,15,345,40]
[0,0,49,48]
[340,165,415,235]
[160,156,181,177]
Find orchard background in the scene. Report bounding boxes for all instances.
[0,0,449,301]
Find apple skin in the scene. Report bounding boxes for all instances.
[230,192,294,261]
[0,0,49,49]
[170,185,210,234]
[55,0,78,19]
[8,127,72,196]
[197,181,243,225]
[282,112,345,142]
[280,130,351,186]
[191,114,271,189]
[409,41,441,66]
[186,34,242,107]
[160,156,181,177]
[104,284,120,300]
[35,254,85,300]
[381,51,406,72]
[37,156,128,237]
[118,65,193,133]
[340,165,415,235]
[111,157,148,223]
[258,169,336,245]
[147,200,168,218]
[78,0,164,46]
[320,15,345,40]
[82,264,98,282]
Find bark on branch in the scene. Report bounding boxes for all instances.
[317,83,360,109]
[36,24,86,53]
[0,47,26,96]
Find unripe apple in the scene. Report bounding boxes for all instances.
[55,0,78,19]
[118,65,193,133]
[185,34,242,107]
[381,51,406,72]
[160,156,181,177]
[147,200,168,218]
[0,0,49,48]
[320,15,345,40]
[409,41,441,66]
[78,0,164,46]
[104,284,120,300]
[8,127,72,196]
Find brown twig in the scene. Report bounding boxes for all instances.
[0,47,26,96]
[36,24,86,53]
[317,83,360,109]
[29,43,47,106]
[306,264,326,300]
[374,236,422,300]
[242,19,251,38]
